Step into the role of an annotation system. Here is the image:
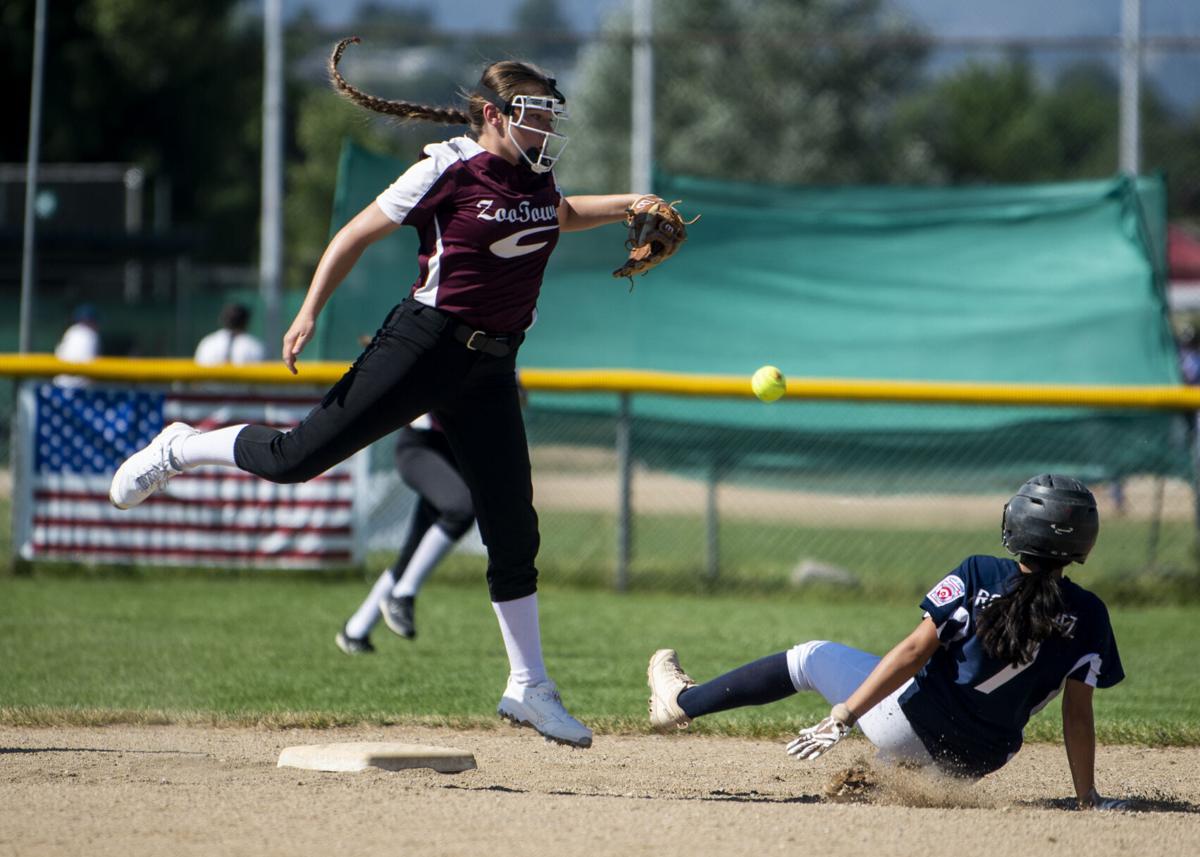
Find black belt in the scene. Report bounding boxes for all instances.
[451,324,521,357]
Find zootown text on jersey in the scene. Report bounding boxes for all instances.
[475,200,558,224]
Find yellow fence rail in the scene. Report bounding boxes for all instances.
[1,354,1198,410]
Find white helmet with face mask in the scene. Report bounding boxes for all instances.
[476,80,569,174]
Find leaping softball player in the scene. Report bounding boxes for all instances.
[109,38,683,748]
[648,474,1128,808]
[336,412,475,652]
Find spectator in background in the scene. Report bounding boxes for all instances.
[1178,324,1200,386]
[194,302,266,366]
[1179,324,1200,522]
[53,304,100,387]
[1104,324,1200,515]
[1110,324,1200,515]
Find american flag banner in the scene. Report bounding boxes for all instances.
[14,382,366,569]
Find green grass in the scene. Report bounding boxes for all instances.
[2,574,1198,745]
[5,494,1198,603]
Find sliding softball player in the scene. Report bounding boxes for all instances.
[649,475,1128,808]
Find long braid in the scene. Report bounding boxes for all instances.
[329,37,472,129]
[976,559,1066,666]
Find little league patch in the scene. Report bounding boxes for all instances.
[927,574,966,607]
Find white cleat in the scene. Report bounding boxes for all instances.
[497,679,593,748]
[648,648,697,731]
[109,422,199,509]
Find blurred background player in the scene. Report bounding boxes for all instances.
[194,302,267,366]
[110,40,667,749]
[337,412,474,652]
[1177,324,1200,386]
[648,474,1128,810]
[53,304,101,388]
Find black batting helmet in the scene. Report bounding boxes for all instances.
[1001,474,1099,564]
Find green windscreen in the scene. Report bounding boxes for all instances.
[323,140,1188,492]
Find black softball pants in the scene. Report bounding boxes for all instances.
[391,425,475,573]
[232,298,538,602]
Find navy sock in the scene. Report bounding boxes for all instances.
[676,651,795,719]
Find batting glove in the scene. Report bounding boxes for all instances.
[786,703,856,761]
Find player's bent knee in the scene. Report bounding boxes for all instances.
[439,512,474,541]
[786,640,831,693]
[233,426,327,483]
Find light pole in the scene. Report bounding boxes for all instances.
[259,0,284,347]
[1119,0,1142,175]
[630,0,654,194]
[19,0,48,354]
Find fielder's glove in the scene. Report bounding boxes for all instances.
[613,196,698,287]
[786,703,857,761]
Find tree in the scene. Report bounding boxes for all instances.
[512,0,576,66]
[557,0,932,193]
[282,8,470,291]
[893,56,1200,222]
[284,89,392,290]
[514,0,571,34]
[2,0,264,263]
[1142,94,1200,225]
[346,2,435,46]
[892,59,1117,183]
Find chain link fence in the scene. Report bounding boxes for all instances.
[7,5,1199,362]
[361,392,1200,604]
[1,376,1196,603]
[7,4,1200,605]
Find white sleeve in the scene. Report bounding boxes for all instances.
[375,146,461,226]
[55,326,99,362]
[193,332,222,365]
[233,334,266,364]
[245,337,266,363]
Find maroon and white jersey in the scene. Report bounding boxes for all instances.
[375,136,562,333]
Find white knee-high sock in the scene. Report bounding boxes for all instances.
[492,593,548,687]
[391,525,456,598]
[173,425,247,469]
[344,568,396,640]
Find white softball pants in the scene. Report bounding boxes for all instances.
[787,640,933,767]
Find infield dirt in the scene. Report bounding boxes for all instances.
[2,724,1197,857]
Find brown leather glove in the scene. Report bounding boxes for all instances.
[612,196,698,285]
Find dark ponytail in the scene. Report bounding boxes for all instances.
[328,38,561,139]
[976,558,1066,666]
[329,38,472,129]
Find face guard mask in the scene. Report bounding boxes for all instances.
[505,94,569,174]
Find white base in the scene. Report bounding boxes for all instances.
[277,742,476,773]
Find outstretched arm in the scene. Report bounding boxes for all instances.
[557,194,648,232]
[283,202,401,373]
[788,617,940,760]
[844,617,941,718]
[1063,678,1127,810]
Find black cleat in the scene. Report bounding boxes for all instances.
[379,594,416,639]
[335,627,375,655]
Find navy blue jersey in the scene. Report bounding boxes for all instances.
[898,555,1123,777]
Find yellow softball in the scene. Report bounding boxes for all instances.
[751,365,786,403]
